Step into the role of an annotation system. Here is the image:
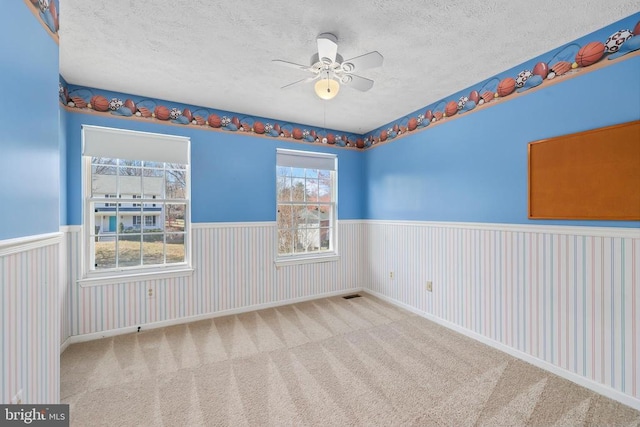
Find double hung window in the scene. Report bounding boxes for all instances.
[276,149,337,264]
[81,125,191,280]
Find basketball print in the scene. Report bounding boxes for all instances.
[575,42,605,67]
[497,78,516,97]
[253,121,265,134]
[90,95,109,112]
[207,114,222,127]
[154,106,170,120]
[444,101,458,117]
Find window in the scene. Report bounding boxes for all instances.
[82,125,191,281]
[105,194,117,207]
[145,215,157,226]
[131,215,155,227]
[276,149,337,264]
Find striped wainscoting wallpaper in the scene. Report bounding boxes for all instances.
[1,234,61,404]
[362,221,640,403]
[62,221,364,339]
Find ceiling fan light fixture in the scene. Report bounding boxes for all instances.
[314,77,340,100]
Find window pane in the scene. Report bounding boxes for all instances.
[278,229,293,254]
[126,208,143,232]
[165,203,186,232]
[118,235,141,267]
[143,206,161,230]
[306,178,319,201]
[143,169,164,199]
[276,166,291,177]
[166,233,185,264]
[291,178,305,201]
[92,157,117,166]
[143,161,164,169]
[277,205,293,228]
[291,205,306,228]
[94,239,116,269]
[294,231,307,253]
[120,159,142,167]
[165,169,186,199]
[167,162,187,171]
[277,176,292,201]
[291,167,305,178]
[118,168,142,197]
[143,233,165,265]
[304,205,320,226]
[297,227,320,252]
[305,168,319,179]
[91,165,117,196]
[320,228,331,250]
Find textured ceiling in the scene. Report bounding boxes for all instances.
[59,1,639,134]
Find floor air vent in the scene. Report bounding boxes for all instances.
[343,294,362,299]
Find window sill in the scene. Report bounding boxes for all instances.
[78,267,194,287]
[274,253,339,267]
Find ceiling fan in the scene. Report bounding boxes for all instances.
[273,33,383,100]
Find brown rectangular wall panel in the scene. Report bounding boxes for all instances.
[528,120,640,220]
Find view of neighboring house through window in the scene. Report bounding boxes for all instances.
[276,148,337,259]
[82,125,190,276]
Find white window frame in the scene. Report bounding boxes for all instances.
[79,125,193,286]
[275,148,338,266]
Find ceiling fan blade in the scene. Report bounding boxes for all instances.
[272,59,313,72]
[341,74,374,92]
[341,51,384,72]
[317,33,338,63]
[281,75,319,89]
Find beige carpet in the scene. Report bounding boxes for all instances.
[61,294,640,426]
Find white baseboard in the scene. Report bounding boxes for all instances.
[62,287,364,346]
[363,289,640,412]
[60,338,71,355]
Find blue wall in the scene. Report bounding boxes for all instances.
[0,3,60,240]
[64,113,364,225]
[365,55,640,227]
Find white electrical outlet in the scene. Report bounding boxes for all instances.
[11,389,22,404]
[426,281,433,292]
[389,271,394,279]
[147,288,154,298]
